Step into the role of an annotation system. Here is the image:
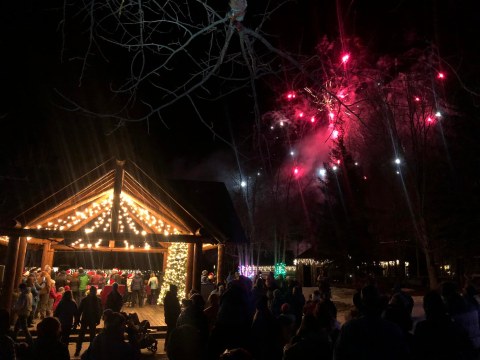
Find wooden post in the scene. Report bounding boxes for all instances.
[41,242,52,270]
[48,247,55,268]
[14,237,28,290]
[217,243,225,284]
[162,245,168,273]
[0,236,20,310]
[192,242,202,292]
[185,243,194,298]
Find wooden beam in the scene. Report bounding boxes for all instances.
[51,244,167,253]
[0,228,215,244]
[202,244,218,251]
[122,184,191,234]
[185,243,194,297]
[110,160,125,233]
[26,175,114,226]
[192,242,202,292]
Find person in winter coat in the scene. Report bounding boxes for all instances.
[26,275,39,327]
[32,317,69,360]
[74,286,102,356]
[13,283,33,345]
[131,273,144,308]
[163,284,181,350]
[54,290,78,345]
[148,273,159,305]
[70,272,81,305]
[55,271,68,289]
[105,282,124,312]
[78,268,90,300]
[37,271,51,320]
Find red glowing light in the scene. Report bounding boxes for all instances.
[298,112,304,118]
[337,159,341,164]
[426,117,434,123]
[332,130,339,139]
[341,54,350,63]
[414,97,420,102]
[286,92,296,100]
[310,116,315,123]
[363,176,367,180]
[437,72,445,79]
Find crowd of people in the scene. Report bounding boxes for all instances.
[162,271,480,360]
[1,265,161,359]
[3,265,480,359]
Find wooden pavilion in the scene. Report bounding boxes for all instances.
[0,159,246,309]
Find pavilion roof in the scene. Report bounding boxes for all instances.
[6,159,246,249]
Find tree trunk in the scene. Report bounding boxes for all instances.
[418,217,439,290]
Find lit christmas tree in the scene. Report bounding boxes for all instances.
[158,242,188,304]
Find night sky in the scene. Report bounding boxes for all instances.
[1,0,479,220]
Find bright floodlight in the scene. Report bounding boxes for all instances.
[241,181,247,188]
[395,158,401,164]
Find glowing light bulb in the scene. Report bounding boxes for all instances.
[290,150,295,156]
[414,97,420,102]
[354,162,359,166]
[332,165,338,171]
[363,176,367,180]
[395,158,401,164]
[341,53,350,63]
[240,181,247,188]
[437,72,445,79]
[286,91,296,100]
